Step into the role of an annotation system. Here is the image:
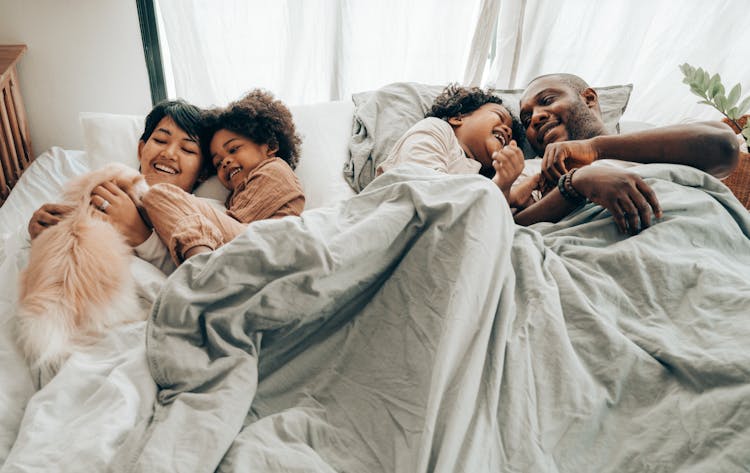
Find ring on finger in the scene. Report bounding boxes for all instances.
[99,199,111,211]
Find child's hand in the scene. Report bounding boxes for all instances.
[508,173,541,209]
[491,140,525,200]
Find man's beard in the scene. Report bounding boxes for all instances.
[565,99,606,141]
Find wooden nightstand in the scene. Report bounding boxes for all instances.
[0,44,33,204]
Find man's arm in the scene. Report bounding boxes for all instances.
[515,166,662,235]
[541,122,739,181]
[591,121,739,177]
[513,187,578,226]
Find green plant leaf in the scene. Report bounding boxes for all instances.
[708,74,721,99]
[715,94,727,112]
[727,83,741,108]
[727,107,739,120]
[699,68,709,89]
[679,63,691,78]
[690,89,708,101]
[742,125,750,142]
[698,100,714,106]
[716,83,725,100]
[691,70,702,89]
[737,96,750,115]
[695,68,704,88]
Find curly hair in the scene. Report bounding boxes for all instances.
[201,89,302,171]
[426,84,525,148]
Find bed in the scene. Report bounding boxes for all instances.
[1,88,750,473]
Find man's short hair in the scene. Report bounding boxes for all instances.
[527,73,591,95]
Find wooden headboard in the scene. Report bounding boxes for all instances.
[0,44,33,206]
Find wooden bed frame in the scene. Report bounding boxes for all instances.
[0,45,33,206]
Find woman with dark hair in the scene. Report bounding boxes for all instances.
[141,89,305,264]
[28,99,214,274]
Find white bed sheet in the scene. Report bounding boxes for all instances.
[0,148,159,470]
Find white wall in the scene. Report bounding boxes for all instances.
[0,0,152,154]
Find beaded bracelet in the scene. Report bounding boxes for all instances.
[557,168,586,205]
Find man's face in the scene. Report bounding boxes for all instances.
[519,77,604,155]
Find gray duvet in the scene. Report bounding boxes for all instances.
[112,163,750,473]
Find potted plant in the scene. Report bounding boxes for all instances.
[680,63,750,208]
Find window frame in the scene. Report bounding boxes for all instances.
[135,0,167,104]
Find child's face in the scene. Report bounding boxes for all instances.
[210,129,276,191]
[137,116,203,192]
[450,103,514,175]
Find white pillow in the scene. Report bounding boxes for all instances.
[79,112,143,170]
[79,112,231,202]
[290,100,356,209]
[79,102,357,210]
[193,176,230,202]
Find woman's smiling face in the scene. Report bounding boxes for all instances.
[137,116,203,192]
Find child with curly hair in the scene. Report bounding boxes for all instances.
[141,89,305,264]
[377,84,538,209]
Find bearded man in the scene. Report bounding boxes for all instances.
[511,73,739,233]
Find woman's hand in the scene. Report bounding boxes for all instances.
[572,166,662,234]
[28,203,75,239]
[541,138,600,183]
[491,140,525,200]
[90,181,151,247]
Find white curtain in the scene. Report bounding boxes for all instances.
[484,0,750,125]
[157,0,499,108]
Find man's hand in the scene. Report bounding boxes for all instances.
[541,138,600,183]
[491,140,525,201]
[28,203,75,239]
[572,166,662,235]
[90,181,151,247]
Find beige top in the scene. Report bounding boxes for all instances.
[376,117,481,176]
[142,157,304,264]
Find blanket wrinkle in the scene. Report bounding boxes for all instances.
[103,164,750,473]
